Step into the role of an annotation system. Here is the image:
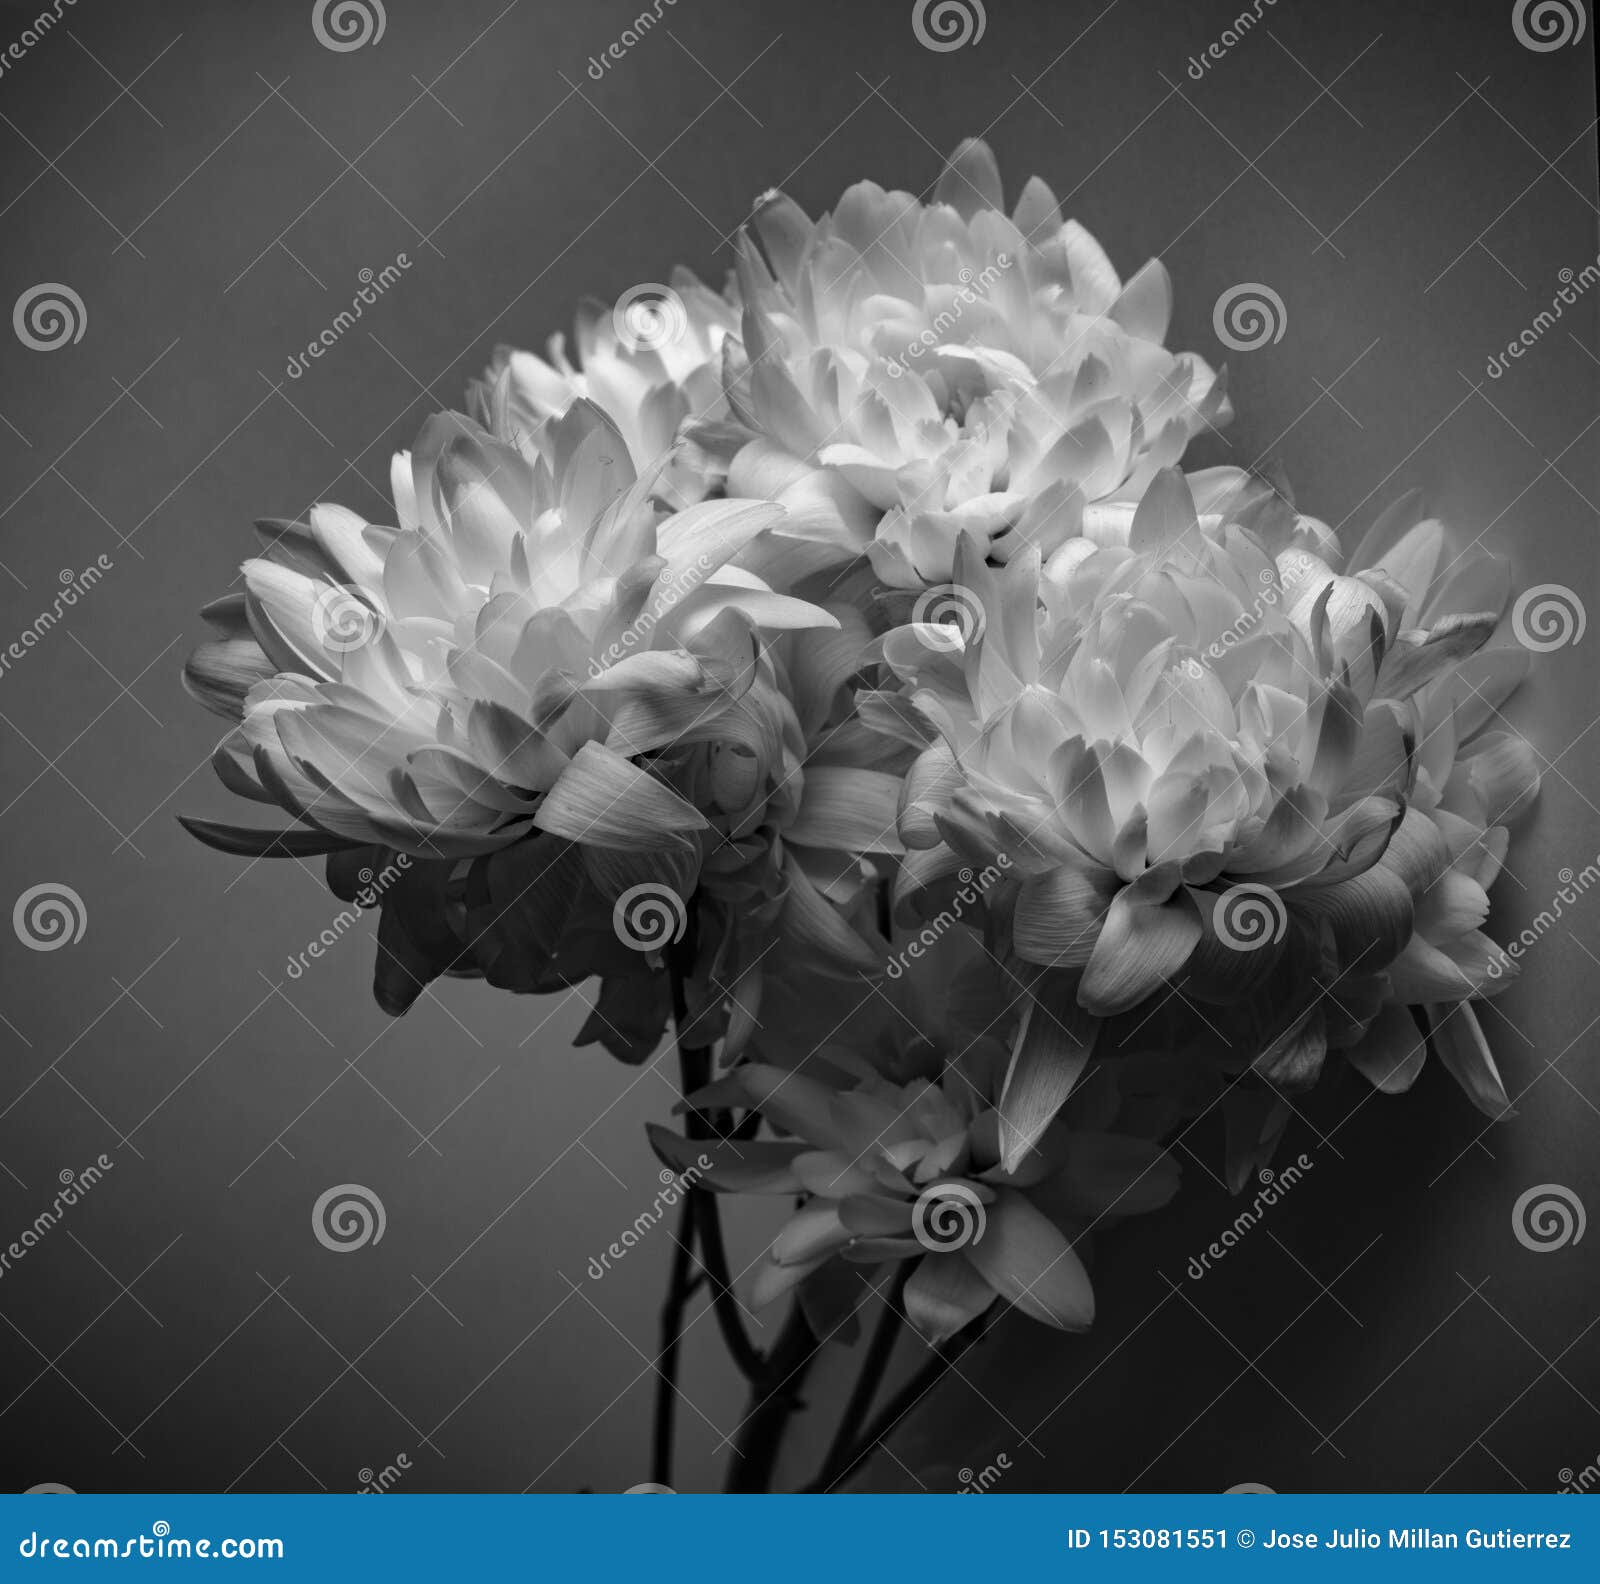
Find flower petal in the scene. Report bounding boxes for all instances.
[998,977,1100,1172]
[787,768,906,855]
[963,1190,1094,1331]
[903,1254,998,1344]
[1344,1004,1428,1094]
[645,1124,807,1194]
[534,741,707,850]
[1429,1001,1514,1120]
[1078,869,1201,1015]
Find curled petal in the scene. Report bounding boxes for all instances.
[534,741,707,851]
[963,1189,1094,1331]
[1454,732,1541,826]
[787,767,905,855]
[1429,1001,1514,1120]
[1345,1004,1428,1094]
[998,977,1100,1172]
[1375,612,1498,700]
[183,638,276,721]
[1013,867,1113,968]
[903,1254,998,1345]
[1078,867,1201,1015]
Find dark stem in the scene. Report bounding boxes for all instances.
[800,1311,992,1494]
[650,1196,697,1489]
[666,935,762,1381]
[815,1269,908,1486]
[646,929,711,1491]
[724,1299,821,1493]
[649,927,763,1490]
[694,1191,766,1380]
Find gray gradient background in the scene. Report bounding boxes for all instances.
[0,0,1596,1496]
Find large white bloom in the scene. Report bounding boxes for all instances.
[719,138,1230,589]
[878,467,1537,1163]
[183,401,836,863]
[468,267,739,506]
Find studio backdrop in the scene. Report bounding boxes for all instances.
[0,0,1596,1497]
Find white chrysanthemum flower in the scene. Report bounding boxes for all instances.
[879,467,1537,1163]
[183,401,836,863]
[720,138,1230,589]
[468,267,739,506]
[648,930,1180,1341]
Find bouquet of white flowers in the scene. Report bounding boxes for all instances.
[183,140,1540,1492]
